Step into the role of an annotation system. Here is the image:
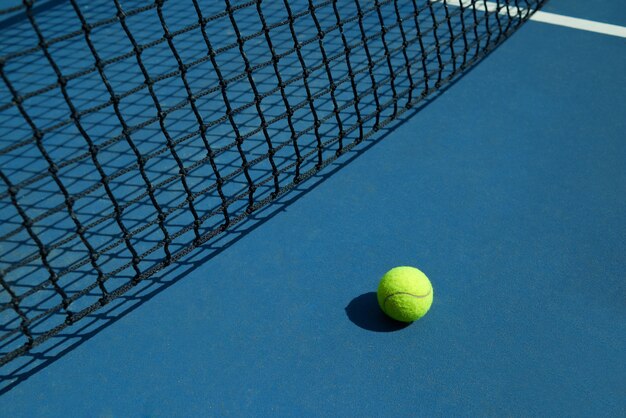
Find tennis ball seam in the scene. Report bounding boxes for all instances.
[383,289,432,312]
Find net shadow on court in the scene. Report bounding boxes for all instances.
[0,0,545,369]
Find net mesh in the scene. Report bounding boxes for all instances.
[0,0,545,365]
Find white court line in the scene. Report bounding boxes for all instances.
[436,0,626,38]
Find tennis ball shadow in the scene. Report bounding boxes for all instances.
[345,292,410,332]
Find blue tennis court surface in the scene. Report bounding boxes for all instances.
[1,0,625,416]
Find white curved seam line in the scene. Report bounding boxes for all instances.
[383,290,432,310]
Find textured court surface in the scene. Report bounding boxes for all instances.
[1,0,625,416]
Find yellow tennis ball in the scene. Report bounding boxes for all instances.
[377,266,433,322]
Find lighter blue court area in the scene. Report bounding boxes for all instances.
[0,0,625,416]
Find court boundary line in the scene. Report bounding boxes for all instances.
[437,0,626,38]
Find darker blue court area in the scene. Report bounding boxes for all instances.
[0,0,625,416]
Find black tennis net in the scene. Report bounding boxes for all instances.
[0,0,545,365]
